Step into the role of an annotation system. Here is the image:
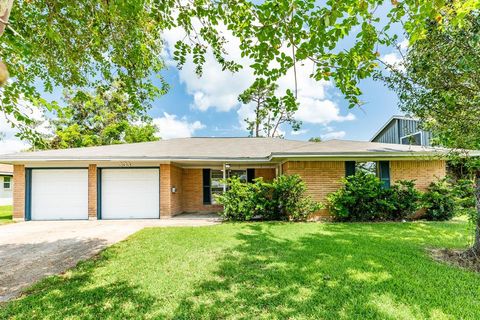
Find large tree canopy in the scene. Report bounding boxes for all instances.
[1,0,168,142]
[0,0,477,142]
[34,81,159,150]
[381,11,480,150]
[380,10,480,254]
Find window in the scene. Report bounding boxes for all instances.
[401,132,422,145]
[3,176,11,190]
[345,161,390,189]
[209,169,248,204]
[228,170,247,183]
[210,170,224,204]
[355,161,377,175]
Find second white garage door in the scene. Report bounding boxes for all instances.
[101,168,160,219]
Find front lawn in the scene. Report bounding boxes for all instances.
[1,221,480,319]
[0,205,12,224]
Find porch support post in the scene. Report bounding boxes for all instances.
[223,163,227,192]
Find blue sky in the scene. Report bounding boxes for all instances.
[149,4,405,142]
[152,65,400,141]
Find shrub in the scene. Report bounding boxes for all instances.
[387,180,422,220]
[216,177,265,221]
[452,179,477,223]
[217,175,321,221]
[328,172,422,222]
[271,175,322,221]
[327,171,387,221]
[422,179,456,221]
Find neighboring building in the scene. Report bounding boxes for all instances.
[0,164,13,205]
[371,115,433,146]
[0,137,467,221]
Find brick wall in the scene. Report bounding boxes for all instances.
[282,161,344,217]
[182,168,223,213]
[88,164,97,218]
[170,165,184,216]
[13,165,25,220]
[282,161,344,202]
[160,164,170,216]
[390,160,446,191]
[255,168,276,181]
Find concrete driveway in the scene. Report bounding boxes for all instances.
[0,215,220,302]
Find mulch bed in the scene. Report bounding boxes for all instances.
[429,248,480,273]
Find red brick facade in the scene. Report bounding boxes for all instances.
[11,160,447,219]
[88,164,97,218]
[12,165,25,220]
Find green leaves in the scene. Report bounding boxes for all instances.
[217,174,321,221]
[238,78,300,137]
[1,0,476,142]
[34,81,159,150]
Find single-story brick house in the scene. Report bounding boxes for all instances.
[0,164,13,206]
[0,137,460,221]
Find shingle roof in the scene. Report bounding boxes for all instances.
[0,137,460,162]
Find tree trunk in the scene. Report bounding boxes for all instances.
[0,0,13,36]
[473,170,480,255]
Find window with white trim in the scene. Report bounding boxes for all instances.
[210,170,224,204]
[3,176,11,190]
[210,169,248,204]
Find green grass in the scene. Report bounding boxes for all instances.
[1,221,480,319]
[0,205,12,224]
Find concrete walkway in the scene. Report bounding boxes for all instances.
[0,215,221,302]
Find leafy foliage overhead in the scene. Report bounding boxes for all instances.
[379,9,480,254]
[35,81,159,150]
[0,0,477,139]
[380,11,480,151]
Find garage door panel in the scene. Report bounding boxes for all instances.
[101,169,159,219]
[31,169,88,220]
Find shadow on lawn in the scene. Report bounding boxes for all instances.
[0,244,157,319]
[1,222,476,319]
[173,223,475,319]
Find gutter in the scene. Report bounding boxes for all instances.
[0,150,465,164]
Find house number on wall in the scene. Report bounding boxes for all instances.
[120,162,132,167]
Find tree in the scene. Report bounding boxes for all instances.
[35,81,159,149]
[0,0,475,141]
[309,137,322,142]
[380,11,480,255]
[238,79,300,137]
[0,1,176,141]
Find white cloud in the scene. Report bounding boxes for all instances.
[382,52,403,66]
[291,129,308,136]
[321,130,346,140]
[295,98,355,124]
[162,23,355,134]
[0,138,29,154]
[381,38,408,72]
[153,112,205,139]
[162,25,253,112]
[399,39,409,51]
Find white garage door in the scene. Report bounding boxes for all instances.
[31,169,88,220]
[101,168,159,219]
